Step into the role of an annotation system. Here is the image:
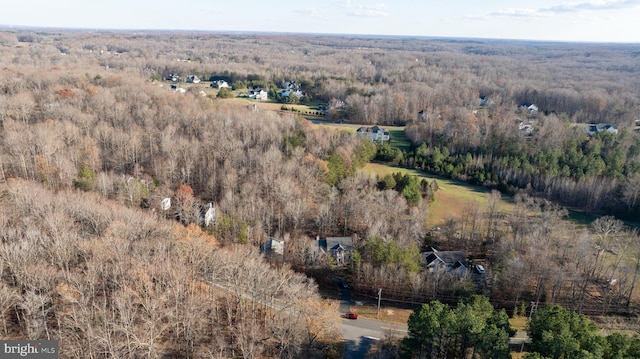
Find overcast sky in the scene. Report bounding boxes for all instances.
[2,0,639,43]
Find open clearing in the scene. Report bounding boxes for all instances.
[361,163,515,226]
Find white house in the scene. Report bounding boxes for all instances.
[518,121,534,136]
[262,237,284,256]
[186,75,201,84]
[282,81,299,90]
[211,80,229,89]
[281,89,304,99]
[203,203,216,227]
[248,89,268,101]
[356,126,390,142]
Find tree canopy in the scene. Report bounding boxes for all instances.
[401,295,514,359]
[527,305,640,359]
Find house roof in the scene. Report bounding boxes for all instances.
[262,236,284,255]
[423,251,466,266]
[320,236,353,251]
[357,126,387,134]
[588,123,618,135]
[330,243,346,251]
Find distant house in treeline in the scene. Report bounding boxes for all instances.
[281,89,303,99]
[356,126,390,142]
[282,81,299,90]
[587,123,618,136]
[248,88,268,101]
[186,75,201,83]
[211,80,229,88]
[281,80,304,99]
[261,237,284,256]
[518,121,534,136]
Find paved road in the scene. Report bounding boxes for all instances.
[210,277,527,357]
[337,283,529,358]
[338,284,408,359]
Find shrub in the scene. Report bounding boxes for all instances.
[217,87,234,98]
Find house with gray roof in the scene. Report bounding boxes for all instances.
[318,236,353,265]
[261,236,284,256]
[356,126,390,142]
[422,249,468,278]
[587,123,618,136]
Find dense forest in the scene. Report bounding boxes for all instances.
[1,29,640,357]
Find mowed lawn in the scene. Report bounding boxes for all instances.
[361,163,515,227]
[306,121,407,135]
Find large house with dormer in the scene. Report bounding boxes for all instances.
[318,236,353,265]
[356,126,390,142]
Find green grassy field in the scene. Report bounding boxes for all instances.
[306,121,408,137]
[361,163,515,226]
[302,121,516,226]
[388,128,411,152]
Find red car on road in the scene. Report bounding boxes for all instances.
[345,312,358,319]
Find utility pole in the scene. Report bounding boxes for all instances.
[377,288,382,318]
[521,301,536,352]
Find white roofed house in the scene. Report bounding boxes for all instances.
[186,75,201,83]
[248,88,268,101]
[260,236,285,263]
[211,80,229,88]
[203,203,216,227]
[518,121,534,136]
[356,126,390,142]
[261,237,284,256]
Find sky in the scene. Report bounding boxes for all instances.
[1,0,640,43]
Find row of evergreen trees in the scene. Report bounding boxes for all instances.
[403,296,640,359]
[375,129,640,217]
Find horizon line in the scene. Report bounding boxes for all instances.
[1,24,639,45]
